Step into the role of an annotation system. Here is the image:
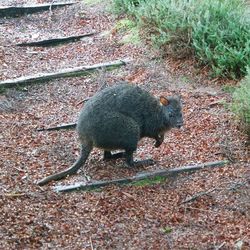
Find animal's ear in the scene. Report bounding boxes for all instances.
[160,96,169,106]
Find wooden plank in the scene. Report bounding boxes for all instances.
[0,2,76,18]
[54,160,229,192]
[0,59,130,88]
[16,32,96,47]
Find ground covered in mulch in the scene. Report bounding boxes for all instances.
[0,1,249,249]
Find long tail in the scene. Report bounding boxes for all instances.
[37,144,92,186]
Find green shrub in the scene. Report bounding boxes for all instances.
[191,0,250,78]
[136,0,193,58]
[231,67,250,135]
[112,0,250,78]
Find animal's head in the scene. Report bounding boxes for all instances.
[160,95,183,129]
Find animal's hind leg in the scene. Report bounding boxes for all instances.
[103,151,125,160]
[125,150,155,167]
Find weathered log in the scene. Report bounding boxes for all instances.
[0,59,130,88]
[16,32,96,47]
[0,2,76,18]
[54,160,229,192]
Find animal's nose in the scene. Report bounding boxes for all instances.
[177,122,183,129]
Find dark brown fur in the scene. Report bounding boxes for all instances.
[38,84,183,185]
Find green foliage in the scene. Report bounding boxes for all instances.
[83,0,103,6]
[0,87,6,94]
[114,19,141,45]
[111,0,250,78]
[120,27,141,45]
[222,85,236,94]
[231,67,250,134]
[131,176,166,187]
[112,0,145,14]
[115,18,136,31]
[163,227,172,234]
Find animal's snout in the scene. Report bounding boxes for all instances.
[176,121,183,129]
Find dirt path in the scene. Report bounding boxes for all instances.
[0,1,249,249]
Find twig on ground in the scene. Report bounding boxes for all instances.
[76,98,89,106]
[90,236,94,250]
[227,181,247,191]
[180,188,217,205]
[37,122,76,131]
[215,242,226,250]
[1,193,26,197]
[180,181,247,205]
[49,0,54,14]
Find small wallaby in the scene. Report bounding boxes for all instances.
[37,84,183,185]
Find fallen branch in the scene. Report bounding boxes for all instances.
[0,2,76,18]
[54,160,229,192]
[37,122,76,132]
[0,59,130,88]
[16,32,96,47]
